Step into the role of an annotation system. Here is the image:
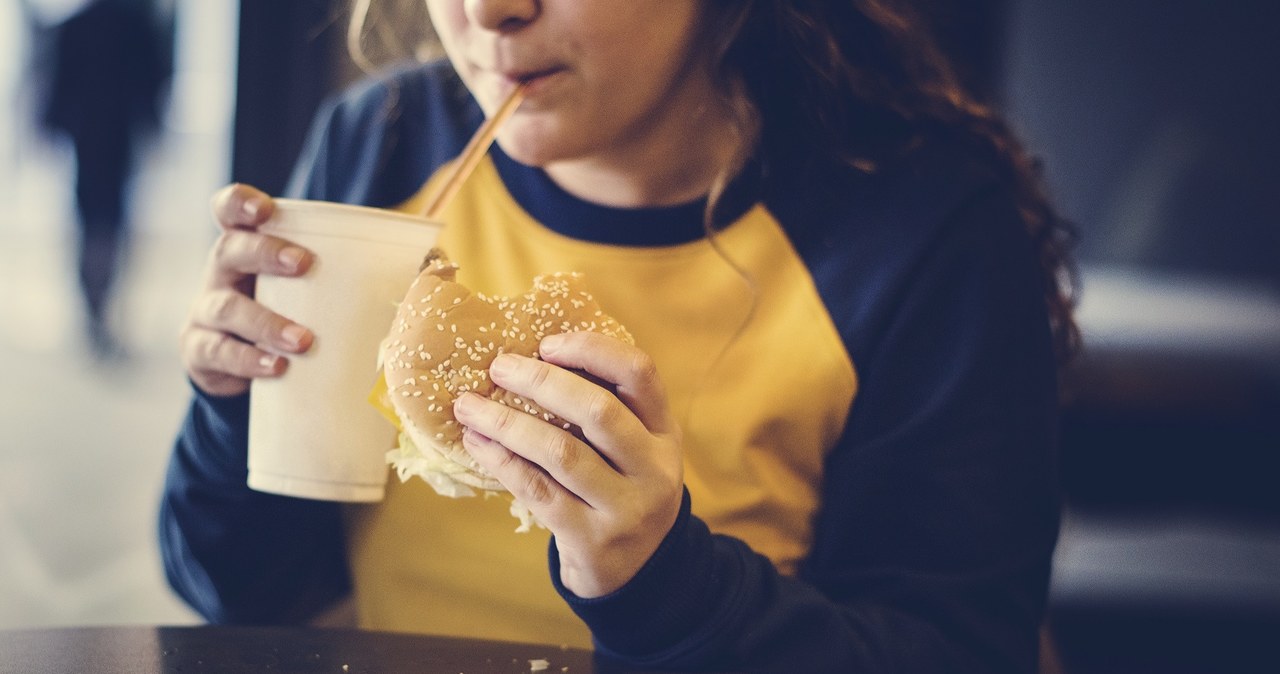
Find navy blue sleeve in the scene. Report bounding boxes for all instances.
[158,389,350,623]
[551,178,1061,673]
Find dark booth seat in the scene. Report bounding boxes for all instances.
[1050,265,1280,674]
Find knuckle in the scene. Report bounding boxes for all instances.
[491,404,519,435]
[192,330,225,370]
[210,230,236,264]
[203,289,240,324]
[210,230,264,275]
[180,322,209,356]
[205,331,236,365]
[628,351,659,385]
[525,358,551,390]
[242,231,272,263]
[520,470,557,506]
[493,445,522,472]
[584,390,617,427]
[248,307,281,341]
[219,335,263,379]
[544,433,580,473]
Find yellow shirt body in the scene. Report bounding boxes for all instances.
[344,157,856,647]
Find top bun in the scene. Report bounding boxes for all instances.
[380,248,633,496]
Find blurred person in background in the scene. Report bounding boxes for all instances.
[32,0,171,358]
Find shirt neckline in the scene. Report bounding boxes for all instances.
[490,144,758,247]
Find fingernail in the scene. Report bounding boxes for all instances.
[490,353,516,377]
[281,324,308,348]
[278,246,306,271]
[540,334,564,355]
[259,353,279,371]
[243,199,261,219]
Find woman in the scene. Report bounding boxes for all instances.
[162,1,1077,671]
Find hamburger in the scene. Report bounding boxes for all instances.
[372,249,633,527]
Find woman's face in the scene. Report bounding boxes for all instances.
[424,0,718,168]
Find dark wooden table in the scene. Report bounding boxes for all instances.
[0,625,615,673]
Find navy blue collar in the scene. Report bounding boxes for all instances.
[490,145,758,247]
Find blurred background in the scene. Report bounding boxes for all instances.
[0,1,1276,672]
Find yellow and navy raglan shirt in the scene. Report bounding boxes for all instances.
[161,61,1061,673]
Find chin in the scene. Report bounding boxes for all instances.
[494,141,545,167]
[494,123,578,169]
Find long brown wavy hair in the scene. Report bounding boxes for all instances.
[700,0,1080,363]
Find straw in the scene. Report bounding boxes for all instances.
[421,84,527,220]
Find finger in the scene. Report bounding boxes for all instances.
[208,229,313,290]
[486,352,654,476]
[459,426,586,531]
[181,325,289,397]
[210,183,275,230]
[539,332,676,435]
[454,391,620,508]
[189,288,313,355]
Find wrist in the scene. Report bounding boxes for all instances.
[556,491,684,598]
[550,490,723,658]
[556,533,654,599]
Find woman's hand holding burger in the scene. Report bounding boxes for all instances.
[452,330,685,599]
[179,183,315,397]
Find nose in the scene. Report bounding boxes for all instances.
[462,0,539,32]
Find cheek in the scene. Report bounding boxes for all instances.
[423,0,463,31]
[424,2,468,68]
[580,22,700,106]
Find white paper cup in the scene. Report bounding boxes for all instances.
[247,199,441,502]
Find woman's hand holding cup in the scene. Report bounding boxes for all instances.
[180,183,315,398]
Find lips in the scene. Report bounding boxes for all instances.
[468,55,567,102]
[484,66,561,101]
[505,66,563,86]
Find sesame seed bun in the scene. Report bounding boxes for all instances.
[380,248,633,495]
